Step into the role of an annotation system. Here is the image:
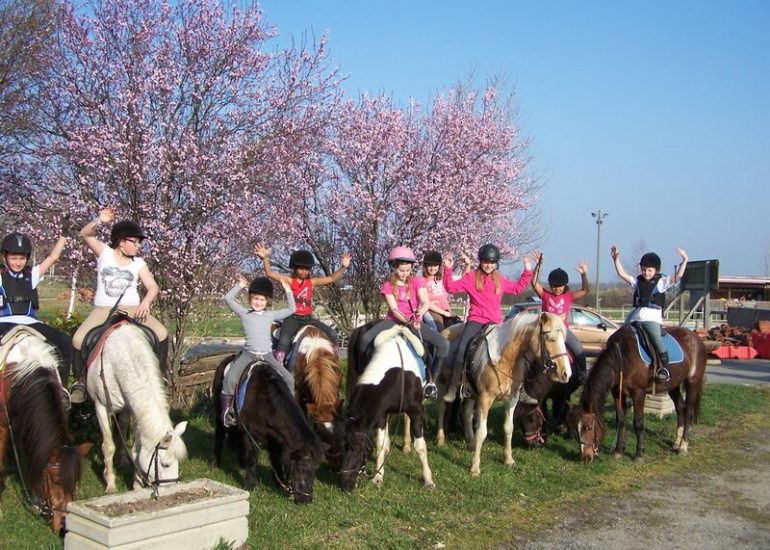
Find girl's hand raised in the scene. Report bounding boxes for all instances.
[238,275,248,288]
[610,245,620,261]
[98,207,115,225]
[443,252,455,269]
[341,252,352,268]
[576,259,589,274]
[279,279,292,293]
[255,244,270,259]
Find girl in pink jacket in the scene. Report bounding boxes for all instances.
[442,244,533,401]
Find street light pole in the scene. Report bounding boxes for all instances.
[591,210,608,311]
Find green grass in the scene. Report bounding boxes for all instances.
[2,384,769,549]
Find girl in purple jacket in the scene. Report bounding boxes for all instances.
[442,244,533,402]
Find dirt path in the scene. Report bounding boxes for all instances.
[501,429,770,550]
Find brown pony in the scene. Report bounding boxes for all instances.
[291,327,343,466]
[0,329,91,534]
[436,312,571,476]
[576,325,706,463]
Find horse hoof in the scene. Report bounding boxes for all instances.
[470,469,480,478]
[612,451,624,460]
[424,481,436,490]
[105,486,118,495]
[633,456,645,464]
[372,476,384,487]
[555,424,568,436]
[504,459,515,468]
[403,447,412,455]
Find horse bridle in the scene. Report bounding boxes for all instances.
[539,324,568,372]
[523,406,546,445]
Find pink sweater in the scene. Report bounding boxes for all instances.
[443,268,533,324]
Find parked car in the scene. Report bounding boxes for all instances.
[505,301,619,356]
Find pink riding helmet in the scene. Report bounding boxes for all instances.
[388,246,416,266]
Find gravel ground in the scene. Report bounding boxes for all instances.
[499,430,770,550]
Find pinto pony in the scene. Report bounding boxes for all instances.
[339,324,435,491]
[212,358,325,503]
[0,328,91,534]
[436,312,571,476]
[576,325,706,463]
[86,323,187,493]
[292,327,343,465]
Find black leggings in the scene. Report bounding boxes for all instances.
[447,321,485,388]
[276,314,338,351]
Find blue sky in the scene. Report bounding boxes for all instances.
[260,0,769,280]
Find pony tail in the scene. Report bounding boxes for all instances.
[493,271,501,294]
[475,269,483,292]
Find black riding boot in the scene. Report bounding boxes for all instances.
[576,352,588,383]
[155,338,170,376]
[655,351,671,383]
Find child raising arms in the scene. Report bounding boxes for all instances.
[611,246,688,382]
[220,275,295,427]
[531,252,590,382]
[256,244,350,362]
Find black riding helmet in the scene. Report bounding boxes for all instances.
[289,250,315,269]
[110,221,147,248]
[639,252,662,271]
[248,277,274,298]
[477,244,501,263]
[548,268,569,287]
[423,250,442,266]
[2,233,32,256]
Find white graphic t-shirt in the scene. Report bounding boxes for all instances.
[93,248,146,307]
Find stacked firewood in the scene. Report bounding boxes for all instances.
[706,324,752,346]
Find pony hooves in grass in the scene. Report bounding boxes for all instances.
[677,441,689,455]
[372,475,384,488]
[424,480,436,490]
[633,456,645,464]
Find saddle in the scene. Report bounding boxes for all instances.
[82,312,158,370]
[629,322,684,366]
[284,325,314,373]
[0,325,53,400]
[372,324,427,380]
[226,357,272,414]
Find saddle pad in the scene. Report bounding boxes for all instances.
[235,360,269,412]
[85,320,130,370]
[632,328,684,365]
[404,338,427,381]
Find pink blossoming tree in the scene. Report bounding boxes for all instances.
[4,0,342,384]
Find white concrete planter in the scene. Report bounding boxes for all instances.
[644,393,676,417]
[64,478,249,550]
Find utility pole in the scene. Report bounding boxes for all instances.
[591,210,608,311]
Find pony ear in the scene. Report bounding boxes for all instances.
[174,421,188,437]
[540,312,550,324]
[78,442,94,458]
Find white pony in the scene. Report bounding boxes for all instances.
[86,323,187,493]
[1,325,62,379]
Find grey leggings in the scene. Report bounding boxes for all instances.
[222,349,295,397]
[640,321,666,355]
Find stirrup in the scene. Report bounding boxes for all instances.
[518,386,538,405]
[459,383,473,399]
[223,408,237,428]
[69,382,87,404]
[655,367,671,383]
[61,388,73,411]
[423,382,438,400]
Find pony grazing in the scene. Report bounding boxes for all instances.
[291,327,343,467]
[576,325,706,463]
[436,312,571,476]
[0,327,91,534]
[86,322,187,493]
[212,358,325,504]
[339,324,435,491]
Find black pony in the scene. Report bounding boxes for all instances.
[212,357,325,503]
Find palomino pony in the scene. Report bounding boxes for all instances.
[576,325,706,463]
[0,327,91,534]
[212,358,326,503]
[436,312,571,476]
[338,324,435,491]
[86,322,187,493]
[291,327,343,467]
